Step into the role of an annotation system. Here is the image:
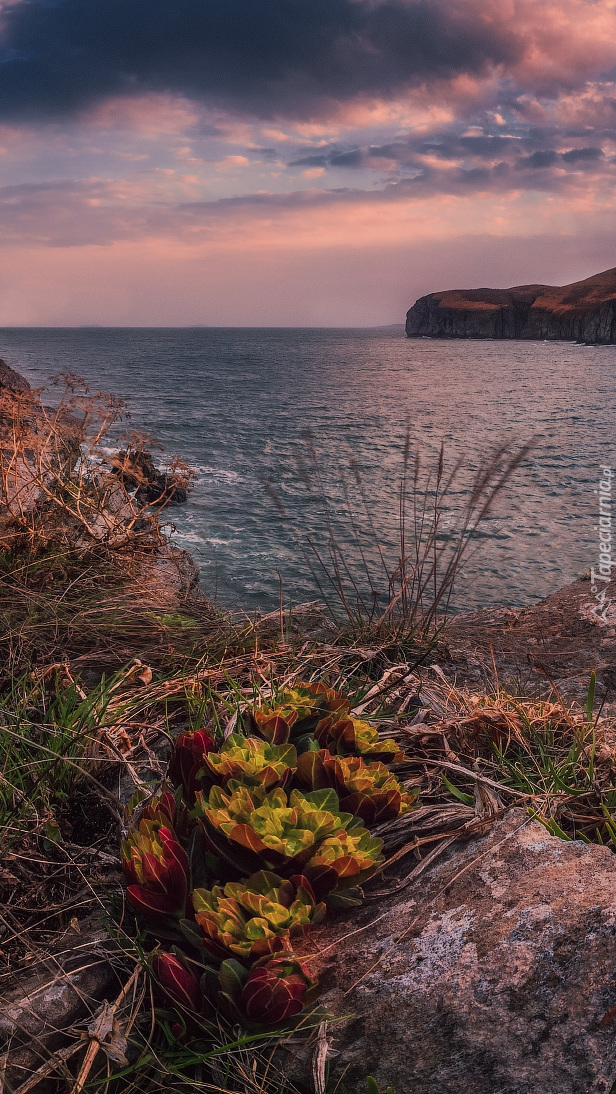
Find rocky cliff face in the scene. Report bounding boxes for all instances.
[406,266,616,343]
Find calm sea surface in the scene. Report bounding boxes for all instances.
[0,327,613,614]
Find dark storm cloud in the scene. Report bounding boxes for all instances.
[330,149,366,168]
[290,153,330,168]
[561,146,604,162]
[457,135,519,155]
[0,0,525,122]
[518,149,560,168]
[290,133,528,170]
[289,143,411,169]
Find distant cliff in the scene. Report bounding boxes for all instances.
[405,267,616,344]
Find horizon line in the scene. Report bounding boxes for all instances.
[0,322,407,331]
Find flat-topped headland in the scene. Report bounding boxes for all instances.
[406,265,616,343]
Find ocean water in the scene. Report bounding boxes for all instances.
[0,326,613,614]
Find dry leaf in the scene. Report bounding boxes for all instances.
[82,1002,129,1068]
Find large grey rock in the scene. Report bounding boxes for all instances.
[442,575,616,708]
[283,810,616,1093]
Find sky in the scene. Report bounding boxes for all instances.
[2,0,616,324]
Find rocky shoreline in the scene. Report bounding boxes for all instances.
[0,358,212,650]
[278,809,616,1093]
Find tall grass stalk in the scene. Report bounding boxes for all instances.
[267,429,531,641]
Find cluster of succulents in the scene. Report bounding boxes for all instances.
[122,681,413,1030]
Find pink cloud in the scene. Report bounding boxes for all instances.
[86,94,202,136]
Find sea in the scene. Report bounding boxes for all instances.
[0,326,612,616]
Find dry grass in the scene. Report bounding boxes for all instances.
[0,373,192,554]
[0,373,224,679]
[372,666,616,850]
[0,545,222,680]
[265,428,532,645]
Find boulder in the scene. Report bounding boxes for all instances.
[281,810,616,1093]
[442,575,616,708]
[0,927,123,1091]
[111,449,187,505]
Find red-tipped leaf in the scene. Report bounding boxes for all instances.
[127,885,180,917]
[153,953,201,1012]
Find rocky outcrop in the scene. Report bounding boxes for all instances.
[0,361,212,635]
[406,266,616,343]
[111,449,188,505]
[0,358,30,393]
[280,810,616,1093]
[442,575,616,707]
[0,926,123,1092]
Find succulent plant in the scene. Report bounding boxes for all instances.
[243,708,295,747]
[152,952,202,1013]
[202,735,297,791]
[121,679,411,1036]
[168,728,215,801]
[305,826,384,890]
[246,682,351,746]
[194,783,357,873]
[247,684,403,764]
[192,869,324,960]
[296,749,416,823]
[277,681,351,723]
[122,819,190,919]
[136,788,178,829]
[242,954,317,1024]
[219,953,318,1026]
[314,714,404,764]
[131,786,197,843]
[194,784,383,895]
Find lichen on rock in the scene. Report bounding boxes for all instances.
[279,809,616,1093]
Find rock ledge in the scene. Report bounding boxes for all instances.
[280,809,616,1093]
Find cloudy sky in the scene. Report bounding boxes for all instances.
[2,0,616,324]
